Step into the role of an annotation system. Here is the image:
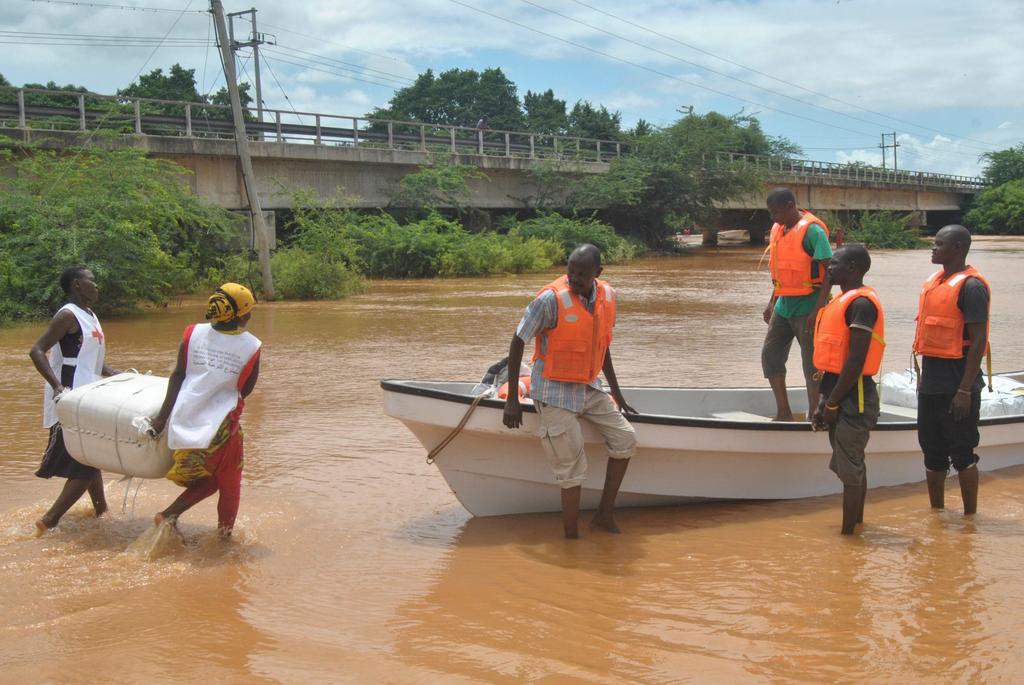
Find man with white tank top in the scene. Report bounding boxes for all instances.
[149,283,261,537]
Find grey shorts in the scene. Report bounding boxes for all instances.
[535,388,637,489]
[827,383,880,487]
[762,311,816,383]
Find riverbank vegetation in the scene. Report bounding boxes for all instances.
[0,146,241,323]
[823,211,926,249]
[965,144,1024,235]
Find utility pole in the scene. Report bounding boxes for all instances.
[227,7,269,123]
[879,132,900,171]
[211,0,275,299]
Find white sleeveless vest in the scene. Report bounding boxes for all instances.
[43,303,105,428]
[166,323,261,450]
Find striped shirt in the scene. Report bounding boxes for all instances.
[515,285,609,412]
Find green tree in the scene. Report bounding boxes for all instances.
[965,179,1024,235]
[630,118,654,137]
[119,64,204,102]
[979,143,1024,186]
[567,100,622,140]
[571,111,774,245]
[369,67,524,131]
[0,145,242,322]
[524,89,568,134]
[388,161,487,220]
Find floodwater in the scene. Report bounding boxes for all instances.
[2,238,1023,683]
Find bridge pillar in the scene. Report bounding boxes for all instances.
[702,227,718,246]
[747,226,766,245]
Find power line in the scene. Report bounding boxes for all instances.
[271,43,414,85]
[38,0,199,197]
[518,0,1000,157]
[260,52,304,124]
[447,0,879,141]
[199,10,211,95]
[260,49,402,91]
[565,0,1002,152]
[28,0,207,13]
[259,21,404,64]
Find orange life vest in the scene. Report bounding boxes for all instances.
[497,375,531,400]
[912,267,990,359]
[532,276,616,384]
[813,286,886,376]
[768,210,830,296]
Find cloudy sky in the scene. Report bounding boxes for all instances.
[2,0,1022,175]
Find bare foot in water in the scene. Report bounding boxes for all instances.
[591,512,622,534]
[154,513,177,528]
[564,527,579,540]
[34,519,50,537]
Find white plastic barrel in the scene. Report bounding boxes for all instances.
[57,372,173,479]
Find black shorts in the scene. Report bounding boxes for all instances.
[917,392,981,472]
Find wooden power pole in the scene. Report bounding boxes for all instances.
[211,0,275,299]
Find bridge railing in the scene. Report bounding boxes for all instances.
[713,151,987,191]
[0,85,626,163]
[0,86,990,189]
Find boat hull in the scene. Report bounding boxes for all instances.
[382,380,1024,517]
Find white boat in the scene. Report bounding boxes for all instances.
[381,374,1024,517]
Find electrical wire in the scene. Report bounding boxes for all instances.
[447,0,879,141]
[260,52,305,125]
[260,49,402,91]
[260,21,404,64]
[516,0,999,157]
[567,0,1004,151]
[270,43,414,85]
[28,0,207,12]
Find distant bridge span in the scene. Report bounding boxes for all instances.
[0,86,984,235]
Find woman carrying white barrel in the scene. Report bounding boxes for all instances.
[29,266,120,535]
[149,283,261,537]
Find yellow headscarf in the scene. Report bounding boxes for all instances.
[206,282,255,323]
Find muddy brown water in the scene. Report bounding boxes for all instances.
[2,238,1023,683]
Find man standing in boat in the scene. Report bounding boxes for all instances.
[810,245,885,534]
[913,225,990,516]
[762,188,833,421]
[503,244,638,539]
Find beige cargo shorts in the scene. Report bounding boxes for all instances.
[535,387,637,489]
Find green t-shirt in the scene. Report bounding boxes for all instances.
[773,224,832,318]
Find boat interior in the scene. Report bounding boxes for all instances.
[385,380,996,425]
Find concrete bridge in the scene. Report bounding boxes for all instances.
[0,86,985,237]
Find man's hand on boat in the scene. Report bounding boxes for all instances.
[503,395,524,429]
[612,390,638,415]
[810,396,837,431]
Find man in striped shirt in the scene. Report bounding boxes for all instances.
[503,244,637,538]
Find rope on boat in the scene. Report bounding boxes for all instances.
[426,391,490,465]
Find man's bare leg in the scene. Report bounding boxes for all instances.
[840,485,861,535]
[768,375,794,421]
[958,465,978,516]
[926,469,946,509]
[592,457,629,533]
[857,479,867,525]
[561,486,581,539]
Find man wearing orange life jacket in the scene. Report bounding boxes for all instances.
[503,244,638,539]
[762,187,833,422]
[810,245,885,535]
[913,225,990,516]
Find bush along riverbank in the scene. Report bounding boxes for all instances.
[823,210,927,249]
[0,145,641,324]
[212,199,643,301]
